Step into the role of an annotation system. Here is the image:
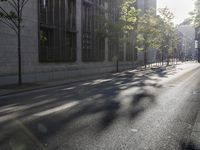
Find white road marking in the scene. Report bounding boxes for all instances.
[33,101,79,117]
[131,129,138,132]
[61,87,76,91]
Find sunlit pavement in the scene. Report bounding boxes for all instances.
[0,62,200,150]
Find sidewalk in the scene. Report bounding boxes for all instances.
[0,62,192,97]
[182,111,200,149]
[0,73,111,97]
[188,110,200,149]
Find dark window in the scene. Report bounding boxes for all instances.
[39,0,76,63]
[82,0,105,62]
[39,27,54,62]
[40,0,54,25]
[126,42,133,61]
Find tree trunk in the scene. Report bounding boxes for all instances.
[167,57,169,66]
[116,59,119,73]
[144,48,147,68]
[161,50,164,66]
[17,1,22,85]
[18,28,22,85]
[166,52,169,66]
[144,43,148,69]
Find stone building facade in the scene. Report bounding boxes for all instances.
[0,0,156,85]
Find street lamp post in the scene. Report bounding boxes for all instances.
[195,26,200,63]
[195,40,198,61]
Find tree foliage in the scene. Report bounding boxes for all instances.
[157,8,175,52]
[96,0,138,42]
[120,0,138,37]
[136,7,180,65]
[136,9,158,51]
[0,0,28,33]
[190,0,200,28]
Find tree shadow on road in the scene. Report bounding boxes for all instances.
[0,67,174,147]
[130,88,155,119]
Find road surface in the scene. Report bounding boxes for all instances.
[0,62,200,150]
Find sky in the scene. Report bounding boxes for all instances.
[157,0,195,25]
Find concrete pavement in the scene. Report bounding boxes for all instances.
[186,111,200,149]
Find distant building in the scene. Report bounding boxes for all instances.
[178,25,196,60]
[137,0,157,14]
[147,0,157,9]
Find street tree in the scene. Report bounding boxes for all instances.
[189,0,200,28]
[136,8,158,68]
[96,0,138,71]
[96,0,138,41]
[156,7,175,65]
[120,0,138,40]
[0,0,29,85]
[170,27,181,64]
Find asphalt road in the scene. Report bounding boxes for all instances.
[0,62,200,150]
